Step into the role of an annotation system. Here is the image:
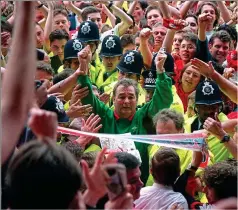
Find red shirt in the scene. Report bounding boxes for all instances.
[175,83,193,112]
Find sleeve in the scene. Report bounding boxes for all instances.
[145,72,173,119]
[77,75,112,118]
[195,39,212,63]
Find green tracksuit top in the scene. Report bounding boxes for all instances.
[77,72,173,184]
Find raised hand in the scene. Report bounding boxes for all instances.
[46,1,55,10]
[70,84,89,105]
[82,147,117,206]
[223,67,235,79]
[198,13,213,28]
[203,113,226,139]
[140,28,152,42]
[48,92,65,101]
[28,108,58,140]
[75,113,102,147]
[155,51,167,73]
[76,45,92,76]
[66,100,93,118]
[99,93,110,104]
[163,18,188,30]
[105,189,133,210]
[62,1,73,7]
[191,58,215,78]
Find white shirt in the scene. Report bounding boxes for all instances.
[134,183,188,210]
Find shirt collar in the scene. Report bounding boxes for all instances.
[113,111,135,121]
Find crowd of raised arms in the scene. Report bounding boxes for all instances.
[1,1,238,209]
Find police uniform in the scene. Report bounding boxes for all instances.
[185,80,232,163]
[104,50,146,107]
[77,21,103,84]
[96,35,123,91]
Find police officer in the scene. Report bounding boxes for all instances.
[185,80,231,163]
[141,70,157,103]
[104,50,146,107]
[56,39,84,73]
[96,35,123,91]
[77,21,102,84]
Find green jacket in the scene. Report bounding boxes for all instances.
[77,72,173,184]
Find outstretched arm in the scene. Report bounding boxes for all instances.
[2,2,36,164]
[191,58,238,103]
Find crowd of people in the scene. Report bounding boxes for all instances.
[1,1,238,209]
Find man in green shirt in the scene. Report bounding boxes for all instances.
[77,45,173,183]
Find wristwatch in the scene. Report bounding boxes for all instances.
[187,164,198,172]
[220,134,231,143]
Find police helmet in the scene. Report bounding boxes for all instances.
[77,21,100,43]
[195,80,223,105]
[100,35,122,57]
[117,50,144,75]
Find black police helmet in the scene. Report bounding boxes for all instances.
[117,50,143,75]
[64,39,83,60]
[195,80,223,105]
[77,21,100,43]
[100,35,122,57]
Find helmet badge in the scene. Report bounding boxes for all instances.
[124,52,135,64]
[81,22,91,35]
[72,39,83,51]
[202,81,214,95]
[105,36,116,49]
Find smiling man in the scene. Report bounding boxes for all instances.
[208,31,231,65]
[77,46,173,184]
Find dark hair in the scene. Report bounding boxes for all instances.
[37,61,54,76]
[182,32,198,45]
[81,151,99,168]
[178,62,204,84]
[121,34,135,48]
[53,68,74,84]
[138,0,148,11]
[153,108,184,130]
[81,6,101,21]
[113,78,139,100]
[151,147,180,186]
[196,2,220,28]
[203,160,237,200]
[53,9,69,18]
[185,14,198,25]
[115,152,140,170]
[145,5,161,19]
[6,140,83,209]
[217,24,237,48]
[61,141,84,162]
[209,30,231,46]
[49,29,70,43]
